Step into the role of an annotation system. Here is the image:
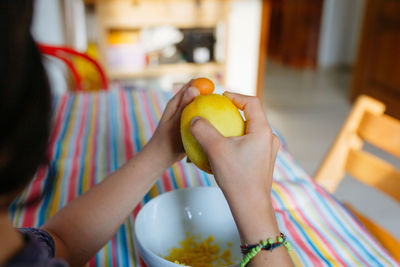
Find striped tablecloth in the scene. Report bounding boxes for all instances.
[9,86,398,267]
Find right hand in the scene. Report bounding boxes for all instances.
[190,92,295,267]
[190,92,280,205]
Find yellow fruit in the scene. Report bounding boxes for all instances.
[180,94,245,173]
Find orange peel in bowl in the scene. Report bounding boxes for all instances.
[164,232,235,267]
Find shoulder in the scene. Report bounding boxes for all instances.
[4,228,68,267]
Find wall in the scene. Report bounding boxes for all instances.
[318,0,366,68]
[32,0,68,94]
[225,0,262,96]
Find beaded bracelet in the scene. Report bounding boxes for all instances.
[239,233,292,267]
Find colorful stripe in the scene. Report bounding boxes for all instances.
[9,85,398,267]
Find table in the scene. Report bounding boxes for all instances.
[9,86,398,266]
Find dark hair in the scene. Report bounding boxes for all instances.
[0,0,52,196]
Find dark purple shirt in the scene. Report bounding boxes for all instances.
[4,228,68,267]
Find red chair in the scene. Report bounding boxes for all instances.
[37,44,109,91]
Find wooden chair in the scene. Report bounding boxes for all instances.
[38,44,109,91]
[315,95,400,261]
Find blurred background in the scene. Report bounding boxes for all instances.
[32,0,399,238]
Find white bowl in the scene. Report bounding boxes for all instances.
[134,187,241,267]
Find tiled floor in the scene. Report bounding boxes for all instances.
[263,60,400,239]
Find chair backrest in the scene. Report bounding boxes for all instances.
[315,95,400,203]
[37,44,109,91]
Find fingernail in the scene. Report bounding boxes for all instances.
[185,86,200,98]
[191,116,200,126]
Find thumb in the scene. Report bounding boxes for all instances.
[190,117,226,156]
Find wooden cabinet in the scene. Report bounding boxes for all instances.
[351,0,400,119]
[82,0,269,96]
[96,0,230,29]
[93,0,230,80]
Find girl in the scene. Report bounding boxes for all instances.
[0,1,292,266]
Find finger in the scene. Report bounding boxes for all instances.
[167,86,200,124]
[173,80,193,101]
[163,80,193,119]
[223,92,268,134]
[177,86,200,112]
[190,117,226,156]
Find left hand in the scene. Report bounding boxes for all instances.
[148,80,200,166]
